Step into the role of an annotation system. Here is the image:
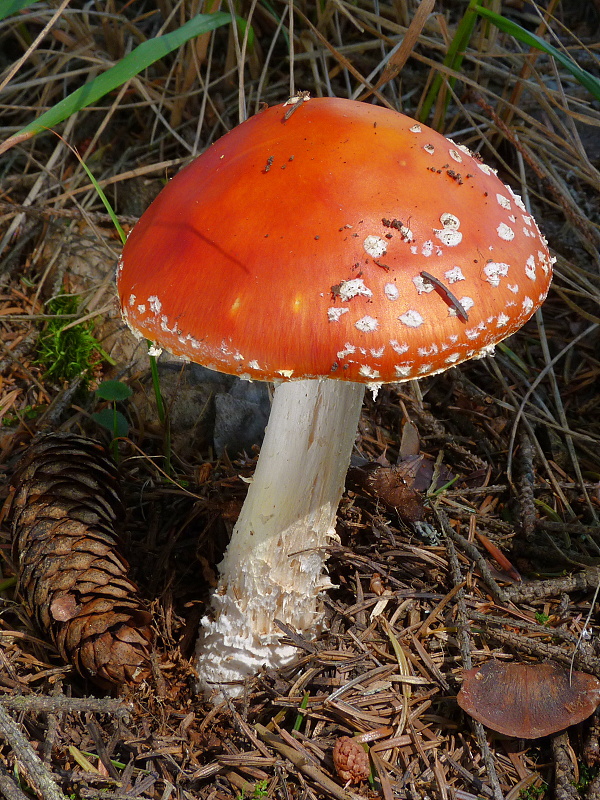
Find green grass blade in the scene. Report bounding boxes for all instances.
[2,12,233,148]
[473,5,600,101]
[0,0,39,22]
[76,153,127,243]
[419,0,479,125]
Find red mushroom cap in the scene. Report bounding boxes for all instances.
[117,97,553,383]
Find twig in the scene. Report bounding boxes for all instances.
[85,720,122,781]
[0,200,138,227]
[0,762,32,800]
[41,682,62,764]
[444,536,471,669]
[433,506,506,604]
[517,432,537,541]
[224,698,272,759]
[481,627,600,676]
[539,520,600,538]
[469,611,578,644]
[0,696,132,716]
[514,537,600,569]
[36,377,84,429]
[0,703,67,800]
[503,568,600,602]
[446,524,504,800]
[439,753,494,798]
[551,733,579,800]
[254,724,358,800]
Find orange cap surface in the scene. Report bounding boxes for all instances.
[117,97,553,383]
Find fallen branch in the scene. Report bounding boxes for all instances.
[0,703,67,800]
[0,696,132,717]
[255,724,359,800]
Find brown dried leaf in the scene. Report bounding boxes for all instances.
[347,462,425,522]
[399,419,420,459]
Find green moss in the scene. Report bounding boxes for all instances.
[35,294,104,386]
[519,783,546,800]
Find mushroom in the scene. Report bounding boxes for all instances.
[116,97,553,695]
[457,661,600,738]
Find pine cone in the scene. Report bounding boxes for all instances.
[7,432,153,689]
[332,737,370,785]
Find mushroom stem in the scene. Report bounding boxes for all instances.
[195,378,365,696]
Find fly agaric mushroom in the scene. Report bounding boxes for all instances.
[116,97,553,695]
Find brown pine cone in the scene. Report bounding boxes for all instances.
[332,736,370,785]
[7,432,153,689]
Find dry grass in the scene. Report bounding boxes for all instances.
[1,1,600,799]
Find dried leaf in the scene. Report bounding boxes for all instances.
[399,420,420,459]
[347,462,425,523]
[475,530,522,582]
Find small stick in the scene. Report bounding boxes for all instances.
[552,733,579,800]
[503,566,600,602]
[85,720,121,780]
[283,91,311,121]
[433,506,506,604]
[517,431,537,540]
[0,703,67,800]
[255,724,358,800]
[0,200,138,226]
[42,683,62,765]
[481,625,600,675]
[420,271,469,321]
[0,696,132,716]
[0,762,31,800]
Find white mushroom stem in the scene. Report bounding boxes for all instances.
[195,378,365,697]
